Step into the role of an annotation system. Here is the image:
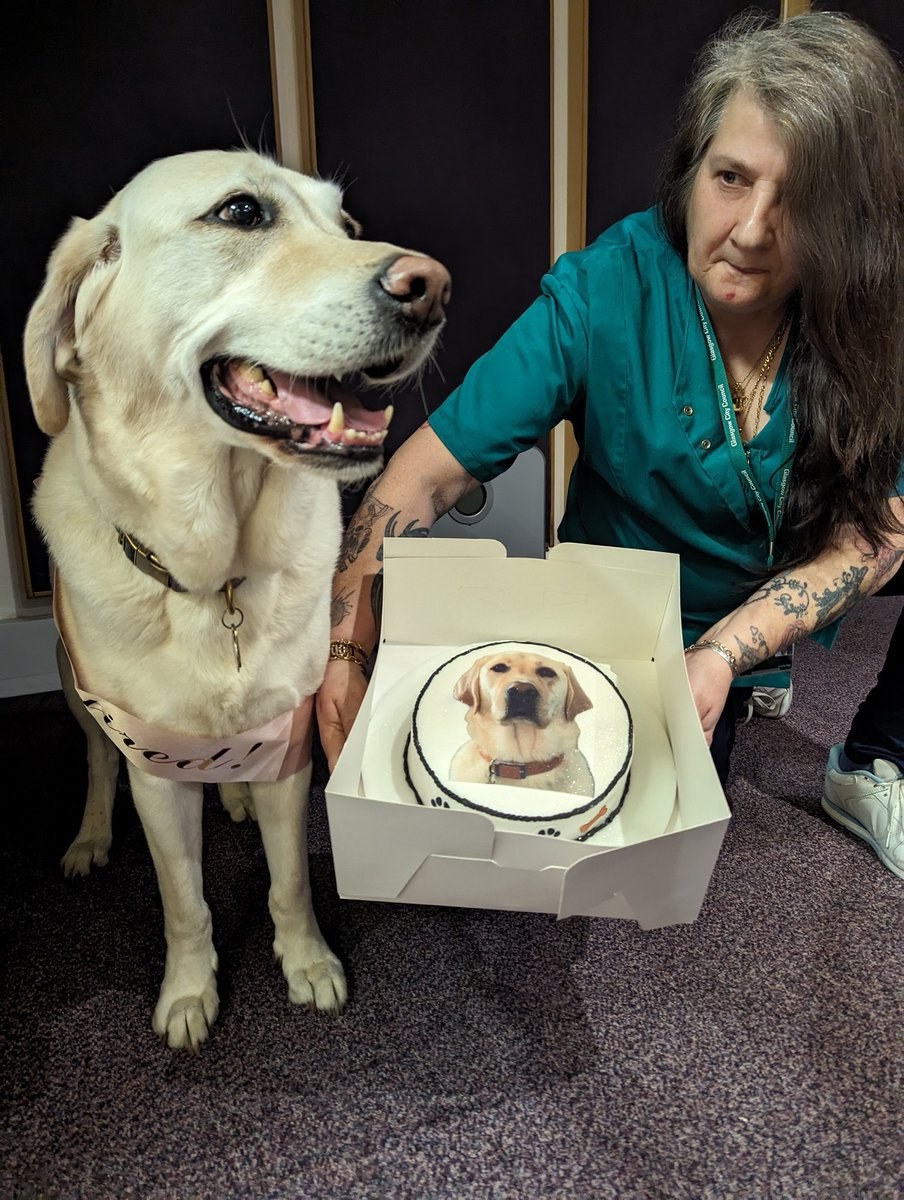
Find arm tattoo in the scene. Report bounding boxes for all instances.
[334,476,431,633]
[742,560,873,650]
[732,551,881,669]
[812,565,868,627]
[337,486,392,573]
[742,577,810,619]
[337,481,433,574]
[378,510,431,557]
[370,512,430,625]
[733,626,769,672]
[776,619,808,655]
[330,586,354,629]
[869,545,904,586]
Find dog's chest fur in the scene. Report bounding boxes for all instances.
[38,426,341,738]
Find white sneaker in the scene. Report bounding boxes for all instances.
[822,744,904,880]
[750,682,793,719]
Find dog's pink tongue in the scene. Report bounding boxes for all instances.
[268,369,386,431]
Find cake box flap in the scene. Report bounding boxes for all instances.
[558,824,729,925]
[329,798,499,900]
[383,536,506,561]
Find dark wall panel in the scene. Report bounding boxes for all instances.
[817,1,902,54]
[0,0,275,595]
[586,1,780,242]
[309,0,551,465]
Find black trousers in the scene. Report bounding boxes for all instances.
[843,571,904,772]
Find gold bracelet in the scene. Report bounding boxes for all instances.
[685,638,738,677]
[328,638,369,675]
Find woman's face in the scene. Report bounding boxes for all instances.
[686,91,798,328]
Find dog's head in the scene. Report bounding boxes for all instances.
[452,651,593,728]
[23,149,450,483]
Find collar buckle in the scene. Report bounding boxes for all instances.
[117,528,186,592]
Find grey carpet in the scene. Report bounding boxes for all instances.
[2,597,902,1200]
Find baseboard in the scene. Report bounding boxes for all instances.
[0,615,60,698]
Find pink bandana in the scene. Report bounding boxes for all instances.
[53,584,313,783]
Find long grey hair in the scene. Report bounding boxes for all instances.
[657,9,904,570]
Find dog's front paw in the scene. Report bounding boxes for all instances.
[61,835,111,877]
[154,984,220,1052]
[153,946,220,1051]
[277,935,347,1014]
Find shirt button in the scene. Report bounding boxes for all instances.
[700,438,711,450]
[682,405,693,416]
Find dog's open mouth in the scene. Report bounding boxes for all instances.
[202,358,399,457]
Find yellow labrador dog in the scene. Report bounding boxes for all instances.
[25,149,449,1050]
[450,650,595,796]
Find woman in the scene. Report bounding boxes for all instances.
[317,11,904,857]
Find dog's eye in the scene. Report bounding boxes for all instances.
[490,663,510,674]
[536,667,557,679]
[215,195,267,228]
[341,211,362,240]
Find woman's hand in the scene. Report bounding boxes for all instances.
[316,659,370,774]
[684,645,735,747]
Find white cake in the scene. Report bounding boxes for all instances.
[403,640,633,840]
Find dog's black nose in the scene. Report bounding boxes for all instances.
[379,255,451,328]
[505,682,539,721]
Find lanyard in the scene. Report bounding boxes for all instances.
[694,285,795,568]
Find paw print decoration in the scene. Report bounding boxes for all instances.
[538,827,561,837]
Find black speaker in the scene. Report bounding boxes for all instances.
[431,447,547,559]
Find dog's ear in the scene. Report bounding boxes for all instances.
[23,216,121,436]
[563,666,593,720]
[452,658,486,712]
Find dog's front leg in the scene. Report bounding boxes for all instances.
[252,765,347,1013]
[127,767,219,1051]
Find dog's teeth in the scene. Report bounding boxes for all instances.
[238,363,265,383]
[328,402,345,435]
[258,377,276,396]
[383,404,394,429]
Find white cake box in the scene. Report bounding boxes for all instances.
[325,539,730,928]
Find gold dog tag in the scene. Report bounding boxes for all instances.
[222,582,245,673]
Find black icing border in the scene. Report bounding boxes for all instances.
[403,640,633,842]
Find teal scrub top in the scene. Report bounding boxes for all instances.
[429,208,797,646]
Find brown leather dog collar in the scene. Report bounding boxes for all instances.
[479,750,565,782]
[117,527,244,595]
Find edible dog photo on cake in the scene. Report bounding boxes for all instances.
[403,641,634,839]
[450,649,596,796]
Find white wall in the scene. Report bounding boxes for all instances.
[0,413,58,697]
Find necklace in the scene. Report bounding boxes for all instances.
[728,311,791,442]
